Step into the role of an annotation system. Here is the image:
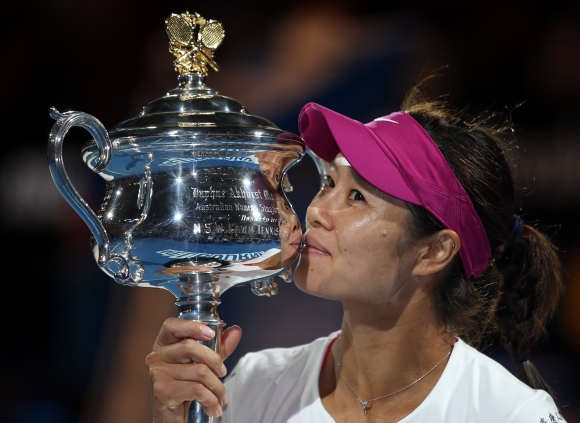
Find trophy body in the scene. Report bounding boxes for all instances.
[47,13,305,423]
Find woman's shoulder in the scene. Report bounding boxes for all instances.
[229,331,338,384]
[504,390,566,423]
[452,339,538,395]
[219,332,339,423]
[440,339,563,421]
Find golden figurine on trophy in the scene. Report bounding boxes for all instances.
[165,11,225,76]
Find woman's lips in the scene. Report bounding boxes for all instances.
[302,237,330,256]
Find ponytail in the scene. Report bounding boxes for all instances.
[401,85,564,397]
[492,224,563,396]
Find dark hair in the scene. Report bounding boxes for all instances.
[400,85,564,398]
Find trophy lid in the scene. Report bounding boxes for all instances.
[104,12,299,148]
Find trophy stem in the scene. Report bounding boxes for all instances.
[176,291,224,423]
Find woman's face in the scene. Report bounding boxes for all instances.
[294,153,418,305]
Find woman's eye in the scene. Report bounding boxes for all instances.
[348,190,365,202]
[325,175,335,188]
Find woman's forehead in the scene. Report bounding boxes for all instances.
[333,156,351,167]
[329,156,375,190]
[329,155,404,208]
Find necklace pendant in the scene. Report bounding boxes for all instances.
[360,401,369,416]
[339,348,452,418]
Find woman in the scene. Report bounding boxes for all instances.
[146,87,565,422]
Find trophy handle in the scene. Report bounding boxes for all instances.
[47,107,112,266]
[306,148,327,189]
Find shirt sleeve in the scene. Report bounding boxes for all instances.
[504,390,566,423]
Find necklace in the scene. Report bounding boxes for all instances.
[337,348,452,416]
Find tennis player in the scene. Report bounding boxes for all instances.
[146,87,565,422]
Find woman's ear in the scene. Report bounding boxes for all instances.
[411,230,461,277]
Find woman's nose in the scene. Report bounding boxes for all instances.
[306,190,335,230]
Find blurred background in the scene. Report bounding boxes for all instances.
[1,0,580,422]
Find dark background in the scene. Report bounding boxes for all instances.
[1,1,580,422]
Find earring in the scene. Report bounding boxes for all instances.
[451,243,456,248]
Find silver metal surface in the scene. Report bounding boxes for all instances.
[48,72,304,293]
[47,69,305,423]
[48,108,112,266]
[306,149,327,190]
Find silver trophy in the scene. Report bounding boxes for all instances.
[47,12,308,423]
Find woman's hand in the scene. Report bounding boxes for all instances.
[146,318,242,422]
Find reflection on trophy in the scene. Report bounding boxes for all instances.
[47,12,306,423]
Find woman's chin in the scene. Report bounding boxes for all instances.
[293,257,322,295]
[293,258,334,299]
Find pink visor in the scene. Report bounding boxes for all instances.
[298,102,491,278]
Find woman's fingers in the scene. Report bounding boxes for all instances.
[154,318,216,349]
[158,363,227,402]
[151,377,223,419]
[148,319,242,422]
[221,325,243,361]
[150,363,227,413]
[147,338,226,377]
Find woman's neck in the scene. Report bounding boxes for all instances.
[319,296,454,419]
[342,304,451,390]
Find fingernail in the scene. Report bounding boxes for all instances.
[217,405,223,417]
[223,393,229,406]
[201,325,215,338]
[220,364,227,377]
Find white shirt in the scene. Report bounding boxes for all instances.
[219,333,565,423]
